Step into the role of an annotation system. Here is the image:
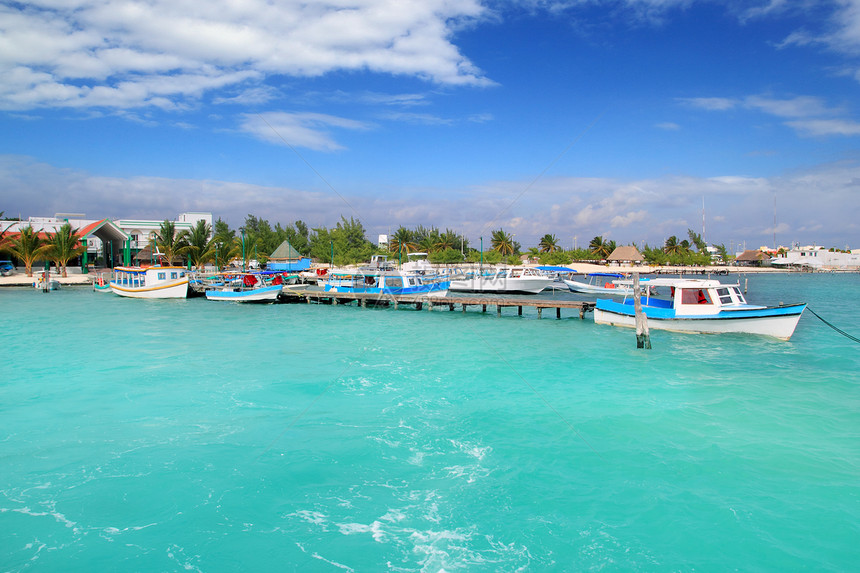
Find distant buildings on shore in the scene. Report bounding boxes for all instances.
[4,212,212,268]
[739,245,860,270]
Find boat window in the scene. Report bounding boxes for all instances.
[716,287,733,304]
[158,272,166,280]
[170,272,177,279]
[731,287,746,304]
[681,288,712,305]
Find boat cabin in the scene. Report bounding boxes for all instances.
[638,278,762,316]
[113,266,187,288]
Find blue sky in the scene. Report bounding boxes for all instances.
[2,0,859,251]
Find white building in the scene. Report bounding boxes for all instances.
[771,245,860,270]
[3,212,212,270]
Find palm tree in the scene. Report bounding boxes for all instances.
[6,225,44,276]
[0,219,13,254]
[491,229,514,255]
[39,222,86,277]
[153,220,189,266]
[539,233,559,253]
[663,235,682,255]
[434,229,459,252]
[185,220,214,269]
[388,227,418,255]
[589,236,612,258]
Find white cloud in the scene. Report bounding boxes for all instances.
[0,0,492,111]
[785,118,860,137]
[679,97,739,111]
[682,93,860,138]
[1,154,858,247]
[239,112,372,151]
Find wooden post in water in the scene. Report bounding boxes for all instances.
[633,272,651,349]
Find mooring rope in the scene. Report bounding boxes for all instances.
[807,307,860,344]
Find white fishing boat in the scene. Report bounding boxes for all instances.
[536,266,578,291]
[564,272,638,295]
[593,278,806,340]
[109,266,189,299]
[449,267,552,294]
[400,252,435,275]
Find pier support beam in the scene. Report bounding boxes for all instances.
[557,308,561,319]
[537,308,542,319]
[518,306,522,316]
[633,272,651,349]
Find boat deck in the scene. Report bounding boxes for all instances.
[281,289,594,319]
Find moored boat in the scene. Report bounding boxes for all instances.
[564,272,639,295]
[33,270,60,291]
[593,278,806,340]
[205,273,283,303]
[449,267,552,294]
[323,270,449,297]
[92,273,112,293]
[109,266,189,299]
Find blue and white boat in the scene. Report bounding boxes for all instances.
[323,270,449,297]
[593,278,806,340]
[564,272,639,295]
[204,273,283,303]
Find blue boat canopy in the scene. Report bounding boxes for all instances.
[536,266,577,272]
[587,272,625,278]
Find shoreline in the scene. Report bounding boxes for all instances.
[0,263,853,288]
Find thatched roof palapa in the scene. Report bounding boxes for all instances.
[607,245,644,263]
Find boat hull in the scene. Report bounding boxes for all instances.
[594,300,806,340]
[205,285,282,302]
[449,277,550,294]
[324,283,449,298]
[564,279,632,295]
[109,278,189,299]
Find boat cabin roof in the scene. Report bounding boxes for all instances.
[642,278,739,289]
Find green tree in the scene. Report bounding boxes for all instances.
[6,225,44,276]
[538,233,559,253]
[687,229,708,253]
[663,235,683,256]
[435,229,463,252]
[428,248,465,265]
[39,222,86,277]
[589,236,612,258]
[388,227,418,255]
[309,216,374,265]
[491,229,514,255]
[153,220,190,266]
[185,220,214,269]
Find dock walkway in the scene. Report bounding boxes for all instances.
[281,289,594,319]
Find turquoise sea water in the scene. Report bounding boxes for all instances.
[2,273,858,571]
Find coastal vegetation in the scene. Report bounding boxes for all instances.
[141,215,734,268]
[5,226,44,276]
[0,209,739,271]
[38,222,86,277]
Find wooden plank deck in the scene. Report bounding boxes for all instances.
[280,288,594,319]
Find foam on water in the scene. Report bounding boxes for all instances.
[2,274,858,571]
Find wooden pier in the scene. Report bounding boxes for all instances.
[280,288,594,319]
